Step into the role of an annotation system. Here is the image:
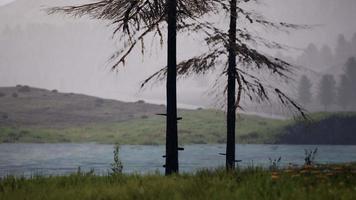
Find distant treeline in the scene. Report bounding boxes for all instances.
[298,57,356,111]
[278,33,356,70]
[277,113,356,145]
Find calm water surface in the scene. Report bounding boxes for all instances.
[0,144,355,177]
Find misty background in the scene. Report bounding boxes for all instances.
[1,0,356,114]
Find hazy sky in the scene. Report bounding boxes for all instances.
[1,0,356,109]
[0,0,13,6]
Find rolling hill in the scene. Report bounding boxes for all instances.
[1,86,356,145]
[0,86,165,128]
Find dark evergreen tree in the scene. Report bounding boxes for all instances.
[297,43,320,68]
[320,45,334,68]
[335,34,352,65]
[344,57,356,108]
[143,0,308,170]
[352,33,356,56]
[298,75,313,106]
[48,0,220,175]
[318,74,336,111]
[337,74,351,109]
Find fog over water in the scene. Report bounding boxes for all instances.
[1,0,356,111]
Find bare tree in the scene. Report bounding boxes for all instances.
[143,0,308,170]
[48,0,220,175]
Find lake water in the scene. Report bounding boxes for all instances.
[0,144,355,177]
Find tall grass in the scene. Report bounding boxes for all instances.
[1,164,355,200]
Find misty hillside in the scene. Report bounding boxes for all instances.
[1,87,356,145]
[0,86,164,128]
[2,0,356,112]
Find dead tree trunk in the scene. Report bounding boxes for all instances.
[165,0,179,175]
[226,0,237,170]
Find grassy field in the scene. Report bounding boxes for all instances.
[0,109,288,144]
[1,110,356,145]
[1,86,356,145]
[1,164,355,200]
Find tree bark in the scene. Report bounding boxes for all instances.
[165,0,179,175]
[226,0,237,170]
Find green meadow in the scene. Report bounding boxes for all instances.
[1,110,356,145]
[0,109,287,144]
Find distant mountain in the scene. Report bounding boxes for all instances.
[0,86,165,128]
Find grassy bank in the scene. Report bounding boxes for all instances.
[1,110,355,145]
[1,164,355,200]
[0,109,287,144]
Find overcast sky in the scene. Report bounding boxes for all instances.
[1,0,356,109]
[0,0,13,6]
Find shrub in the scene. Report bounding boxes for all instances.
[0,92,5,97]
[18,85,31,92]
[2,113,8,119]
[111,143,123,174]
[304,148,318,166]
[52,89,58,93]
[12,93,18,98]
[269,157,282,171]
[141,115,148,119]
[136,100,145,104]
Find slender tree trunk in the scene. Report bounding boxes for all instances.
[226,0,237,170]
[165,0,179,175]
